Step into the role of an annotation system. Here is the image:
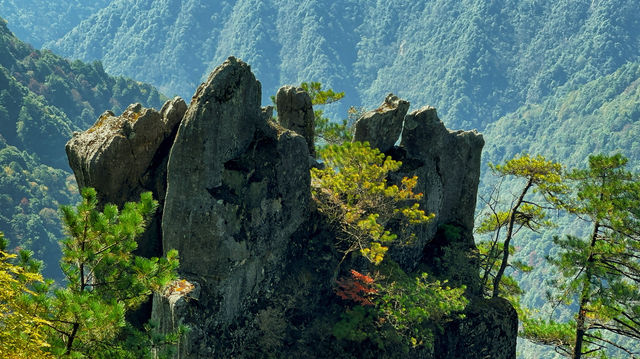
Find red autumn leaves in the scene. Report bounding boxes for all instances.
[335,269,377,306]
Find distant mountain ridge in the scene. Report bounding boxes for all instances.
[0,0,110,48]
[37,0,640,130]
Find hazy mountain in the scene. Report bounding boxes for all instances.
[43,0,640,130]
[0,0,110,47]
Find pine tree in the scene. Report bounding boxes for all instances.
[476,154,566,298]
[299,81,353,146]
[40,187,179,357]
[522,154,640,358]
[311,141,433,267]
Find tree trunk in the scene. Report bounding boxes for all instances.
[492,179,533,298]
[573,221,600,359]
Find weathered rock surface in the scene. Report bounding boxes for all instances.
[400,106,484,290]
[353,93,409,153]
[276,85,315,157]
[355,104,483,288]
[67,57,516,358]
[355,102,516,358]
[436,297,518,359]
[66,97,187,257]
[159,57,311,356]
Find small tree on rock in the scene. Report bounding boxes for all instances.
[39,187,179,357]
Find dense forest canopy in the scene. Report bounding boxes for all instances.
[14,0,638,131]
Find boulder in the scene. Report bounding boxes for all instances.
[353,93,409,153]
[65,97,187,257]
[436,297,518,359]
[276,85,315,157]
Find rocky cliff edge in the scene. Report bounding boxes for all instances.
[66,57,516,359]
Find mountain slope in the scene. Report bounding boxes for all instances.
[44,0,640,130]
[0,18,166,279]
[0,0,110,48]
[483,62,640,170]
[480,61,640,359]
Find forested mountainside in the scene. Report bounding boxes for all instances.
[483,62,640,169]
[479,62,640,358]
[0,18,165,279]
[34,0,640,130]
[0,0,110,48]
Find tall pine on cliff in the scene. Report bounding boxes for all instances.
[0,17,165,279]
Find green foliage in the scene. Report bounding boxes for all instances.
[298,81,353,146]
[301,81,345,106]
[314,140,465,351]
[0,33,166,167]
[29,0,640,132]
[523,154,640,358]
[439,223,462,241]
[311,141,432,265]
[0,2,110,48]
[0,21,167,283]
[477,153,565,299]
[520,316,576,350]
[333,305,381,344]
[333,262,468,352]
[31,188,180,357]
[376,271,467,349]
[0,232,53,358]
[482,63,640,358]
[0,143,77,280]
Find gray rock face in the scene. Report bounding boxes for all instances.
[353,93,409,153]
[355,100,516,357]
[67,58,515,358]
[398,106,484,284]
[159,57,310,354]
[276,85,315,157]
[436,297,518,359]
[356,104,484,289]
[65,97,187,257]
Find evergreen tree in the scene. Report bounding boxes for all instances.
[316,141,466,351]
[299,81,354,146]
[311,141,432,267]
[35,187,179,357]
[522,154,640,358]
[476,154,566,298]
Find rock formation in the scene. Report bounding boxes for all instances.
[161,57,310,334]
[66,97,186,257]
[275,85,315,157]
[354,101,517,358]
[353,93,409,153]
[66,57,517,358]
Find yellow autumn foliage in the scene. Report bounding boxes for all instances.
[0,251,53,359]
